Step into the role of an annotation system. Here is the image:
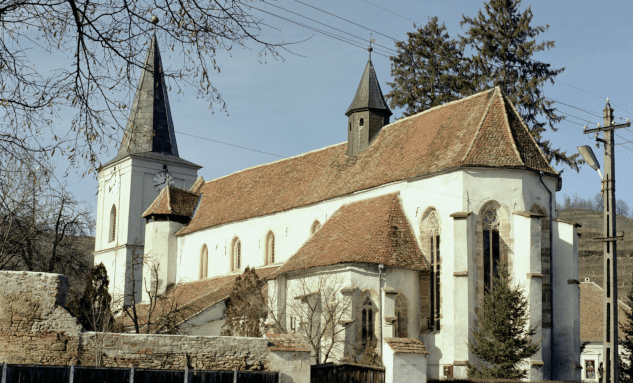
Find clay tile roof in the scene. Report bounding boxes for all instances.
[142,185,200,218]
[178,87,557,236]
[190,176,205,194]
[580,281,630,342]
[265,333,311,352]
[384,337,430,354]
[122,265,280,328]
[273,193,428,276]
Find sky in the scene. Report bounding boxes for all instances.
[46,0,633,220]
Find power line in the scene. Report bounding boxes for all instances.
[291,0,399,41]
[546,96,602,118]
[359,0,422,25]
[261,1,397,55]
[248,4,391,58]
[557,80,633,117]
[176,131,287,159]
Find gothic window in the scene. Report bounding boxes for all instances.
[482,207,500,293]
[394,293,409,338]
[428,210,441,330]
[265,231,275,265]
[361,297,374,349]
[310,220,321,236]
[200,244,208,279]
[109,205,117,242]
[231,238,241,272]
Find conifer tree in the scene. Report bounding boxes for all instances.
[460,0,579,170]
[67,262,115,332]
[619,275,633,382]
[386,17,469,117]
[467,265,539,379]
[221,266,266,337]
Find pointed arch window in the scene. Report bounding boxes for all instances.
[394,293,409,338]
[200,244,209,279]
[265,231,275,265]
[231,238,241,272]
[483,207,500,293]
[361,297,374,349]
[428,210,441,330]
[109,205,117,242]
[310,220,321,236]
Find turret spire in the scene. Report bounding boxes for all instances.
[117,33,179,158]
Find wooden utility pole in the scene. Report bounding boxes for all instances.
[583,100,630,383]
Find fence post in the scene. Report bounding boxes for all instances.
[233,369,237,383]
[130,365,134,383]
[1,362,6,383]
[69,363,75,383]
[184,364,188,383]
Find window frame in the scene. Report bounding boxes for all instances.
[231,238,241,272]
[109,205,117,243]
[200,244,209,279]
[265,231,275,265]
[428,210,440,331]
[585,360,596,379]
[482,207,500,293]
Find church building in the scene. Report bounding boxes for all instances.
[94,36,581,381]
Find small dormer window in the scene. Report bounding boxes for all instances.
[359,118,364,127]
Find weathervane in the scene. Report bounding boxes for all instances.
[368,33,375,60]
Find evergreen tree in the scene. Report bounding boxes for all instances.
[619,275,633,382]
[67,262,115,332]
[467,265,540,379]
[221,266,266,337]
[386,17,470,117]
[460,0,579,171]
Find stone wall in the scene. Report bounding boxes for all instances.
[0,271,309,382]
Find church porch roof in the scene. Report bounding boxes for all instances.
[272,192,428,276]
[142,185,200,218]
[178,87,557,236]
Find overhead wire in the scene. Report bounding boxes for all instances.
[359,0,422,25]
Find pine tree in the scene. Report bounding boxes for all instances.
[67,262,115,332]
[221,266,266,337]
[460,0,579,171]
[386,17,470,117]
[619,275,633,381]
[467,265,540,379]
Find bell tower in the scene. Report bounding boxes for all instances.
[345,46,392,156]
[94,33,201,304]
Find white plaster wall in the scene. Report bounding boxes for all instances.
[384,268,420,339]
[392,352,427,383]
[187,302,226,336]
[142,220,184,301]
[581,343,602,382]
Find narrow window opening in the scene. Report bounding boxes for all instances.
[310,220,322,236]
[359,118,364,127]
[266,232,275,265]
[109,205,117,242]
[607,259,611,298]
[231,238,241,272]
[349,122,351,131]
[200,245,208,279]
[607,304,611,342]
[482,207,500,294]
[427,211,441,330]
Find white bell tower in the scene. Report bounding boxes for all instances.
[93,34,201,304]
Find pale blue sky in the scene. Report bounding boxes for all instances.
[52,0,633,218]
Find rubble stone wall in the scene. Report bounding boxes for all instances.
[0,271,271,371]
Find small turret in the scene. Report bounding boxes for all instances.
[345,47,392,156]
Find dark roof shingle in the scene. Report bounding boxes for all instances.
[384,337,430,354]
[142,186,200,218]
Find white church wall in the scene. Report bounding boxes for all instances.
[383,268,420,341]
[187,302,227,336]
[142,220,185,302]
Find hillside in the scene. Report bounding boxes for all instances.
[558,209,633,299]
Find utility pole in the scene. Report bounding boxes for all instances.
[583,100,630,383]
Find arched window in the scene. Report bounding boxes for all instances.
[428,210,441,330]
[394,293,409,338]
[265,231,275,265]
[482,207,500,293]
[231,238,241,272]
[109,205,117,242]
[200,244,209,279]
[310,220,321,236]
[361,297,374,349]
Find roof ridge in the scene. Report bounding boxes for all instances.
[143,187,167,217]
[460,88,499,163]
[503,92,558,175]
[499,92,525,166]
[581,281,632,310]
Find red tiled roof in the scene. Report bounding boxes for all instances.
[142,185,199,218]
[122,265,279,328]
[273,193,428,276]
[384,337,430,354]
[580,282,630,342]
[265,333,311,352]
[190,176,205,194]
[178,88,556,236]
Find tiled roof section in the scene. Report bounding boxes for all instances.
[122,265,280,328]
[580,282,630,342]
[178,88,558,236]
[384,337,430,354]
[346,58,392,116]
[190,176,205,194]
[142,186,199,218]
[265,333,311,352]
[273,193,428,275]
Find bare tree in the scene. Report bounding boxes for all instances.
[122,243,198,334]
[1,0,297,171]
